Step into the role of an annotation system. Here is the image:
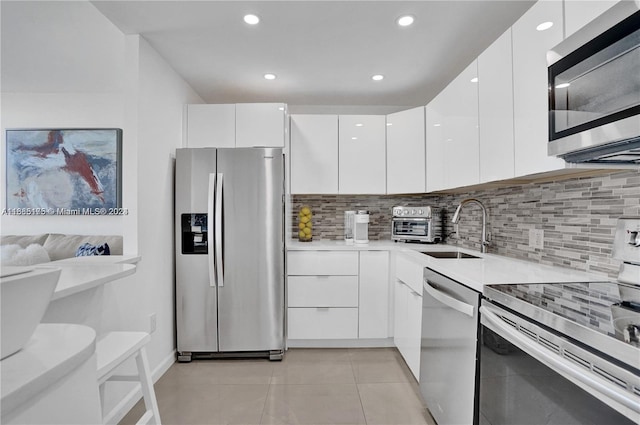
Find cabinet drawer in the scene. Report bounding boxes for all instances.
[287,251,358,276]
[287,308,358,339]
[396,254,424,294]
[288,276,358,307]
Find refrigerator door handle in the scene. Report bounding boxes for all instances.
[207,173,216,287]
[215,172,224,287]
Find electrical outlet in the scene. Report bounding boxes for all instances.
[149,313,157,333]
[529,229,544,249]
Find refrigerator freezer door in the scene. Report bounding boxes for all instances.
[216,148,285,352]
[175,148,219,353]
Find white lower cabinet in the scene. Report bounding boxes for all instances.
[287,250,389,341]
[287,308,359,339]
[393,253,424,380]
[359,251,390,339]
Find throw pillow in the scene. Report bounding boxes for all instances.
[75,242,111,257]
[1,244,51,266]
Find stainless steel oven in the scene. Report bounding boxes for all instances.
[547,1,640,164]
[391,206,440,243]
[479,217,640,425]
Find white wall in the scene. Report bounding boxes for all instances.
[0,1,127,237]
[1,93,126,235]
[1,1,204,419]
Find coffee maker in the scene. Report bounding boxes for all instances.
[354,210,369,244]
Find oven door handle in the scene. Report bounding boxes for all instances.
[480,305,640,416]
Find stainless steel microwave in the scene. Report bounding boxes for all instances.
[547,2,640,164]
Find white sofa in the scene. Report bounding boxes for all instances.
[1,234,123,263]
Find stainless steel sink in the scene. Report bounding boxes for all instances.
[420,251,480,259]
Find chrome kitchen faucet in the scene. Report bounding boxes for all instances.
[451,198,490,253]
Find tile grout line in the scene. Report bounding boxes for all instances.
[350,350,370,425]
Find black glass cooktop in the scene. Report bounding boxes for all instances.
[485,281,640,355]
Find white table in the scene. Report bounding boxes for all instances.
[1,324,102,424]
[40,262,137,331]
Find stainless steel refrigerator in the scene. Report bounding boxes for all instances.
[175,147,285,362]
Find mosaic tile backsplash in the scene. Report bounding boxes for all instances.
[292,170,640,279]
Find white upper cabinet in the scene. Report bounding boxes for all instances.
[339,115,386,194]
[290,114,339,194]
[185,104,235,148]
[425,99,446,192]
[564,0,619,38]
[235,103,286,148]
[478,29,515,184]
[426,61,479,191]
[386,107,426,194]
[512,0,566,177]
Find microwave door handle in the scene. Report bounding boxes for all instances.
[423,280,474,317]
[480,305,640,415]
[214,173,224,287]
[207,173,216,287]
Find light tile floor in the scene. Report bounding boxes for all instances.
[120,348,436,425]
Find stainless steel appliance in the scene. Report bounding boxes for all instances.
[480,217,640,424]
[354,210,369,244]
[175,147,285,362]
[419,268,482,425]
[344,210,355,244]
[392,206,440,243]
[547,2,640,164]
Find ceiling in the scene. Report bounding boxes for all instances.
[96,2,536,109]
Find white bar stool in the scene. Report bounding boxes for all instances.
[96,332,161,425]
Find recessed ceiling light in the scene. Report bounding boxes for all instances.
[351,137,358,140]
[433,123,441,127]
[372,74,384,81]
[397,15,415,27]
[264,73,276,80]
[278,107,285,110]
[244,14,260,25]
[386,123,392,126]
[355,123,363,127]
[536,21,553,31]
[555,82,570,89]
[470,77,478,83]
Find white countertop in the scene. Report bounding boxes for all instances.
[50,254,141,265]
[35,263,137,300]
[287,239,608,293]
[0,323,96,415]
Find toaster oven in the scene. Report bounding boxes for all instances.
[391,206,440,243]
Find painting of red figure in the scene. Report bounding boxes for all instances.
[6,129,121,212]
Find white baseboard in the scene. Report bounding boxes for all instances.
[287,338,395,348]
[107,349,176,424]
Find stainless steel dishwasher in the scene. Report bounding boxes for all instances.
[420,268,481,425]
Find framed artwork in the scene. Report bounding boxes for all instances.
[5,129,122,213]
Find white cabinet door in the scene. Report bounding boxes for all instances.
[393,279,408,357]
[512,0,566,177]
[447,61,480,189]
[564,0,619,38]
[359,251,390,339]
[287,308,359,339]
[478,29,515,184]
[288,276,359,307]
[287,251,358,276]
[386,107,426,194]
[185,104,235,148]
[339,115,386,194]
[425,99,447,192]
[235,103,286,148]
[290,115,339,194]
[426,61,479,191]
[406,288,422,380]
